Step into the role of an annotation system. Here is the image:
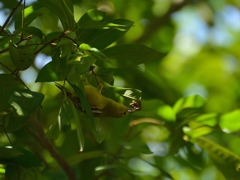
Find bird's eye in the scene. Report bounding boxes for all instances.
[123,111,127,116]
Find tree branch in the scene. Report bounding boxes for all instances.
[28,116,77,180]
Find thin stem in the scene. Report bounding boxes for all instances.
[0,123,13,146]
[20,0,25,40]
[0,62,12,72]
[34,30,69,55]
[0,0,24,35]
[0,62,31,92]
[0,48,9,54]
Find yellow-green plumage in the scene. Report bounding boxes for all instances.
[56,83,129,118]
[84,84,128,118]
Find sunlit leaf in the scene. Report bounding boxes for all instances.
[173,95,206,114]
[77,9,106,25]
[157,105,176,122]
[77,14,133,49]
[173,95,206,120]
[14,4,42,29]
[195,113,218,127]
[104,86,142,106]
[219,110,240,132]
[184,123,213,139]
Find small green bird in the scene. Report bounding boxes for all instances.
[55,83,131,118]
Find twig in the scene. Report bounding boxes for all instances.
[28,116,77,180]
[0,62,32,91]
[34,30,69,55]
[0,0,24,35]
[19,0,26,40]
[0,122,13,146]
[0,62,12,72]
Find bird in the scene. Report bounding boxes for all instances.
[55,82,131,118]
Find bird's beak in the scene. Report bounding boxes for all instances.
[127,109,135,113]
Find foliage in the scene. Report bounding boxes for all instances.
[0,0,240,179]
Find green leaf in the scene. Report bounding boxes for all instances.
[0,74,22,113]
[91,118,108,144]
[78,9,106,25]
[45,96,72,139]
[14,27,44,40]
[60,97,73,125]
[173,95,206,114]
[9,43,35,70]
[0,147,23,160]
[68,56,96,76]
[10,147,42,167]
[8,89,44,116]
[219,110,240,132]
[122,88,142,101]
[14,4,42,29]
[0,114,29,133]
[102,85,142,111]
[79,43,111,63]
[67,150,105,165]
[35,58,67,82]
[196,136,240,179]
[157,105,176,122]
[173,95,206,120]
[96,44,165,68]
[37,0,75,29]
[77,18,133,49]
[195,113,218,127]
[68,96,85,152]
[68,82,95,126]
[184,123,213,139]
[45,119,61,140]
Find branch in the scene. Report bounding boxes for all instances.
[0,123,13,146]
[0,0,23,35]
[134,0,192,43]
[34,30,70,55]
[28,116,77,180]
